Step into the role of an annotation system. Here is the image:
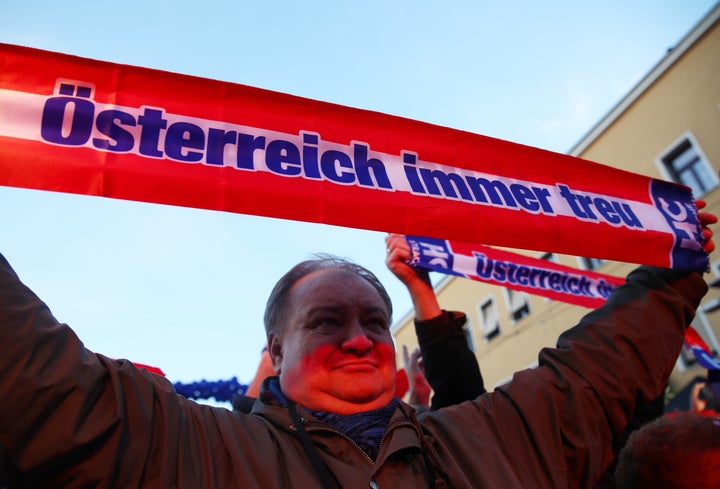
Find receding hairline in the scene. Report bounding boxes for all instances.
[286,268,391,313]
[263,254,393,336]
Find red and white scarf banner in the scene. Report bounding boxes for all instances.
[0,43,709,271]
[406,234,626,309]
[406,234,720,368]
[684,327,720,371]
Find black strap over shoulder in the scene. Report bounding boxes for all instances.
[287,399,451,489]
[287,400,339,489]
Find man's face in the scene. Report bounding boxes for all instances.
[268,269,396,414]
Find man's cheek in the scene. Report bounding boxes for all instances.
[376,341,396,362]
[285,344,335,378]
[376,342,397,381]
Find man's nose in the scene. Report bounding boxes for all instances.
[341,323,373,354]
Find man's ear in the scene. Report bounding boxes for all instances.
[267,332,283,374]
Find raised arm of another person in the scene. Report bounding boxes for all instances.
[386,233,486,410]
[402,344,432,408]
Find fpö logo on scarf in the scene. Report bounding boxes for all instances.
[0,43,708,271]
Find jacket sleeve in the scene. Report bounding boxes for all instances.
[415,311,486,410]
[0,253,203,487]
[496,265,708,487]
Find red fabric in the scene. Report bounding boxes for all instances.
[131,362,166,376]
[395,368,409,399]
[0,43,706,270]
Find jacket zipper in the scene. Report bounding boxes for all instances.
[303,418,417,466]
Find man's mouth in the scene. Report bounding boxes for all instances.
[333,360,377,370]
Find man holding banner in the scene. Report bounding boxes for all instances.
[3,41,720,488]
[0,204,715,488]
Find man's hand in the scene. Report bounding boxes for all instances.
[385,233,425,286]
[384,233,441,321]
[696,200,717,253]
[403,344,431,407]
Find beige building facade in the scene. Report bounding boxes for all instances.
[392,4,720,404]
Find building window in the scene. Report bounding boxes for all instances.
[505,288,531,322]
[478,298,500,341]
[539,252,557,263]
[579,256,604,271]
[711,259,720,278]
[707,260,720,290]
[659,134,717,198]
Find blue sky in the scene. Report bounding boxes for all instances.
[1,1,717,404]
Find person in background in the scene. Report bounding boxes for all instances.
[231,345,275,413]
[387,233,486,410]
[614,411,720,488]
[691,370,720,415]
[245,346,274,398]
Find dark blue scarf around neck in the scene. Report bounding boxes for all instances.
[267,377,399,460]
[310,399,399,460]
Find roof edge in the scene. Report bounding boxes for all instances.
[568,3,720,156]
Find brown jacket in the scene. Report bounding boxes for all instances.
[0,254,707,488]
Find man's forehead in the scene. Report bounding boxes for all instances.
[289,269,388,310]
[293,268,366,288]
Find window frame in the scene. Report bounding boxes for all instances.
[577,256,604,271]
[656,132,718,198]
[477,296,501,342]
[462,317,478,352]
[503,287,531,323]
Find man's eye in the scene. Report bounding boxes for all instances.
[312,317,339,328]
[366,317,388,330]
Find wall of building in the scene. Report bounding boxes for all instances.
[392,7,720,401]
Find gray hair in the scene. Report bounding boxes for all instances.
[263,254,393,336]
